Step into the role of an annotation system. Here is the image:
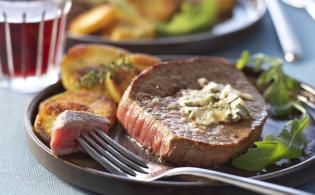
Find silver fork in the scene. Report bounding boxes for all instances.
[77,130,311,195]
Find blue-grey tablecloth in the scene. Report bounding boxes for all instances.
[1,2,315,195]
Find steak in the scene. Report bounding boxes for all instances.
[50,110,110,155]
[50,110,111,155]
[117,57,267,167]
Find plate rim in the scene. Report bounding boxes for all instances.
[25,56,315,189]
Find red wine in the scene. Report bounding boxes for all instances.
[0,1,68,78]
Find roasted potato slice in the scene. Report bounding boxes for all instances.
[34,90,116,144]
[105,53,161,102]
[102,6,156,41]
[126,0,181,22]
[61,44,129,92]
[69,4,116,36]
[103,22,155,40]
[61,44,161,102]
[217,0,235,16]
[106,72,123,103]
[129,53,161,71]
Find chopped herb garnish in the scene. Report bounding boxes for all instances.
[109,58,134,74]
[232,114,309,171]
[79,57,134,88]
[79,70,100,88]
[236,51,304,117]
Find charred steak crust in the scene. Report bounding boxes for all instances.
[117,57,268,167]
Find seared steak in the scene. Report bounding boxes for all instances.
[117,57,267,167]
[50,110,111,155]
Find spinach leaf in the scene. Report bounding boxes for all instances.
[232,115,309,171]
[236,51,302,117]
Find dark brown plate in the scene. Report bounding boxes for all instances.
[25,56,315,195]
[66,0,266,54]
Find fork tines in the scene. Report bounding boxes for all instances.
[78,129,148,177]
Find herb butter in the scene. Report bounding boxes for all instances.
[178,79,251,126]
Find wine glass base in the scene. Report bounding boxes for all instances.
[0,69,59,94]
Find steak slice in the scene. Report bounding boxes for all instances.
[50,110,111,155]
[117,57,268,167]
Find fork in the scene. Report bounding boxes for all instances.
[77,129,312,195]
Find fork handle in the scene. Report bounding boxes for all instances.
[159,167,311,195]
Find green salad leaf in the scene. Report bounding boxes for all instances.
[156,0,218,35]
[236,50,249,70]
[232,115,309,171]
[233,51,310,171]
[236,51,303,117]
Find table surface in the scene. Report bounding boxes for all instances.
[1,2,315,195]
